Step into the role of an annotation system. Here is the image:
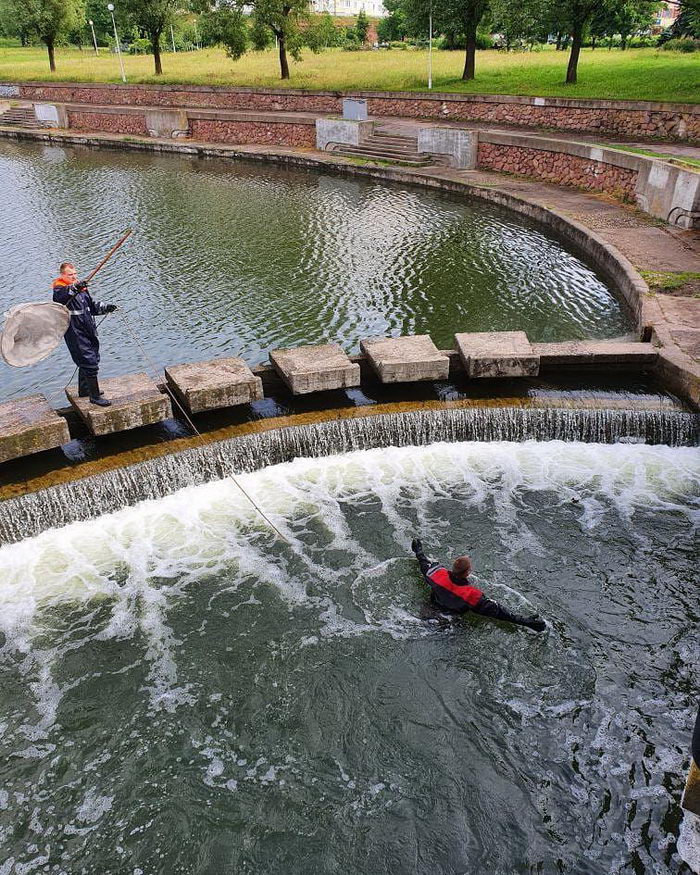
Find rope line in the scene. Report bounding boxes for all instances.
[115,309,291,545]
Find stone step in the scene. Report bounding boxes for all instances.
[361,335,450,383]
[0,109,40,128]
[455,331,540,378]
[0,394,70,464]
[270,343,361,395]
[354,143,427,158]
[165,356,263,414]
[66,372,172,436]
[333,145,432,166]
[361,144,422,157]
[369,134,419,146]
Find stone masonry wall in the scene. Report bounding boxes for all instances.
[477,142,639,200]
[17,83,700,142]
[366,98,699,141]
[189,119,315,147]
[67,110,148,136]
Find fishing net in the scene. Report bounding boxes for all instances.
[1,302,70,367]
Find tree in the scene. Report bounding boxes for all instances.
[355,8,369,42]
[402,0,489,79]
[376,0,407,41]
[490,0,548,48]
[4,0,84,71]
[123,0,179,75]
[197,0,313,79]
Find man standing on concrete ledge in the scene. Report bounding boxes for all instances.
[52,262,117,407]
[411,539,547,632]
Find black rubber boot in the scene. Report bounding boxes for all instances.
[78,369,90,398]
[87,375,111,407]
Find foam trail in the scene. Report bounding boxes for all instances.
[0,442,697,653]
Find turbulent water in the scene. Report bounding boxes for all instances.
[0,440,698,873]
[0,139,629,403]
[1,403,698,545]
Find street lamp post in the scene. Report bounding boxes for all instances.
[107,3,127,83]
[428,0,433,89]
[170,24,177,52]
[88,19,99,55]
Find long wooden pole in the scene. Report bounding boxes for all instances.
[85,228,133,284]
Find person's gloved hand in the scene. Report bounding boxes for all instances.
[411,538,423,555]
[75,280,89,291]
[523,615,547,632]
[102,304,117,313]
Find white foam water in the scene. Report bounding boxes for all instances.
[0,440,698,873]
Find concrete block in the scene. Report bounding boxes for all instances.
[34,103,67,128]
[416,127,478,169]
[360,335,449,383]
[144,108,189,138]
[316,118,374,151]
[66,372,172,436]
[343,98,368,121]
[165,357,263,414]
[532,341,657,366]
[455,331,540,378]
[0,394,70,464]
[270,343,361,395]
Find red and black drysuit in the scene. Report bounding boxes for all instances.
[413,542,545,631]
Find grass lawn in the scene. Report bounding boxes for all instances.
[0,45,698,103]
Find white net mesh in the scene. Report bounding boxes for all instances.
[1,302,71,367]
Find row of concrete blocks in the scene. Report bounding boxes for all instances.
[0,332,651,464]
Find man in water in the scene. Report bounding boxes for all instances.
[411,539,547,632]
[52,263,117,407]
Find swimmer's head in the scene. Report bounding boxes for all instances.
[452,556,472,579]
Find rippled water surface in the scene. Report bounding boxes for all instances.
[0,441,698,873]
[0,140,630,402]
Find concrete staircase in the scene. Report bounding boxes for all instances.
[331,129,434,166]
[0,105,39,128]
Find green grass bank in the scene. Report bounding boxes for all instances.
[1,45,698,103]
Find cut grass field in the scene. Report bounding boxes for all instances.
[0,45,698,103]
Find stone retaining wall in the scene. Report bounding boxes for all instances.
[477,141,639,201]
[190,118,315,147]
[67,109,148,136]
[14,82,700,142]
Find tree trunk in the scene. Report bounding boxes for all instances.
[152,29,163,75]
[278,33,290,79]
[620,33,628,49]
[46,38,56,72]
[461,23,477,80]
[555,32,562,50]
[591,35,596,49]
[565,25,583,84]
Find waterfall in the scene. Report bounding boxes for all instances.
[1,405,697,545]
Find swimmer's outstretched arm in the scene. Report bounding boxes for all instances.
[411,538,432,575]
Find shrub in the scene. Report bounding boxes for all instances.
[437,31,494,50]
[129,37,152,54]
[662,37,698,51]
